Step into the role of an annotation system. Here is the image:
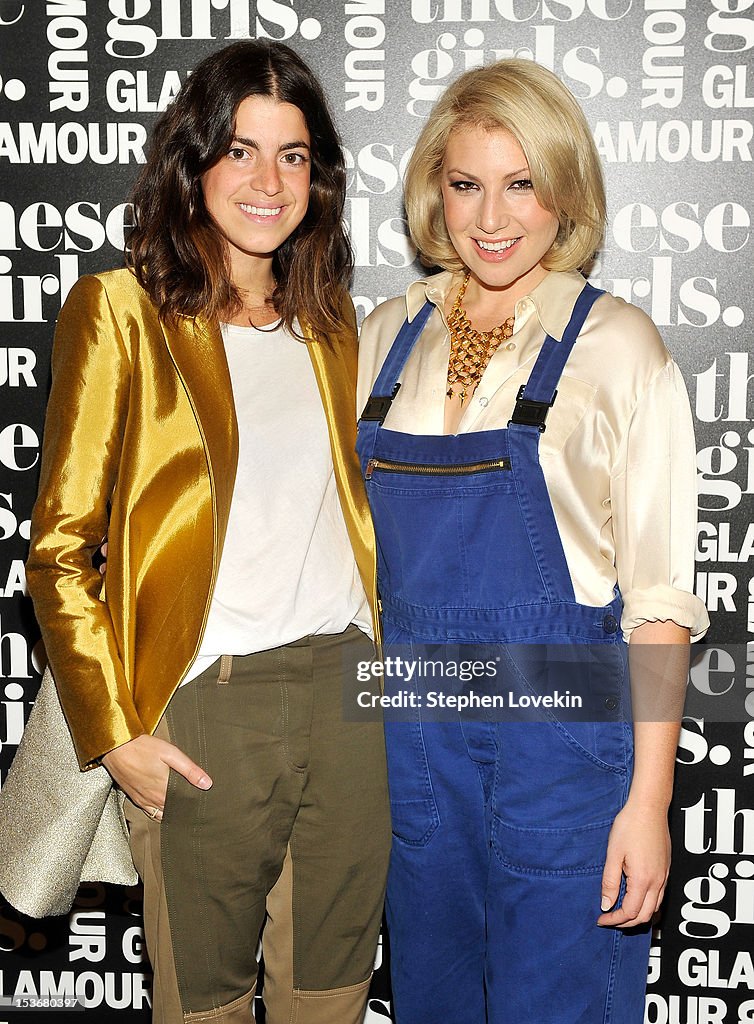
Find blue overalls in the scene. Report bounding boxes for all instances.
[356,285,651,1024]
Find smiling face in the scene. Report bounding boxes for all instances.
[441,125,559,303]
[200,94,311,287]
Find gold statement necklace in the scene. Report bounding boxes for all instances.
[446,273,515,405]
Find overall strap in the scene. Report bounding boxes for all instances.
[359,301,435,427]
[506,282,603,604]
[510,283,603,432]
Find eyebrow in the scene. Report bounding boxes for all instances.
[445,165,529,181]
[232,135,311,152]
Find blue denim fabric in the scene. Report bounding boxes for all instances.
[357,285,651,1024]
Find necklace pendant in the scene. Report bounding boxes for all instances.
[459,389,467,406]
[446,385,455,400]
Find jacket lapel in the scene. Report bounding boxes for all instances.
[160,315,239,545]
[305,322,378,627]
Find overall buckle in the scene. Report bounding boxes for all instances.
[360,383,401,424]
[510,384,557,432]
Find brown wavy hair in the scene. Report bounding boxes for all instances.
[126,41,352,336]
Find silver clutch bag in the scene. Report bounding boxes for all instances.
[0,666,138,918]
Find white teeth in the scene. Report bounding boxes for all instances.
[476,238,519,252]
[239,204,282,217]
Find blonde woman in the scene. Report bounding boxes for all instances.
[357,59,708,1024]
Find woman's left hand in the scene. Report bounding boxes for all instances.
[597,621,689,928]
[597,799,670,927]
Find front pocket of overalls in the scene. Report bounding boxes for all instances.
[491,715,629,874]
[491,815,617,875]
[368,466,534,608]
[490,643,630,872]
[384,717,440,846]
[501,642,631,773]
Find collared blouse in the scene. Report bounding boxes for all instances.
[357,269,709,640]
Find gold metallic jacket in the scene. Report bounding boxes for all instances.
[26,269,377,769]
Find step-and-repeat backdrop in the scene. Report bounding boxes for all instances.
[1,2,752,1022]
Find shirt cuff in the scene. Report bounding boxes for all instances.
[621,584,710,642]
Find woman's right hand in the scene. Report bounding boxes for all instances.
[101,734,212,821]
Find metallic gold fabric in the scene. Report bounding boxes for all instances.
[26,269,377,768]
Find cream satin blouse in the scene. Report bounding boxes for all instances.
[357,269,709,640]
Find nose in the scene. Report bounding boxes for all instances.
[250,155,283,197]
[477,191,511,235]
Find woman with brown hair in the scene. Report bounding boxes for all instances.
[18,40,389,1024]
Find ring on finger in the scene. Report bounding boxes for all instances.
[146,806,161,820]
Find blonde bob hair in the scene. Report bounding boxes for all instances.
[404,59,606,273]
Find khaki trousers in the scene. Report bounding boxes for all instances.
[127,628,390,1024]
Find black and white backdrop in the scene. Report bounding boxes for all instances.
[1,1,753,1021]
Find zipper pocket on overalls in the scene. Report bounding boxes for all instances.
[365,457,511,480]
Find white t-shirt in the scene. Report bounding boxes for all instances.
[183,320,370,684]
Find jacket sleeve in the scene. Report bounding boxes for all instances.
[26,275,145,768]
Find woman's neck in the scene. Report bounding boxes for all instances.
[225,274,278,328]
[453,267,549,332]
[225,294,279,328]
[225,251,278,327]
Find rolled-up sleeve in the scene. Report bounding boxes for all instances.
[611,359,709,640]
